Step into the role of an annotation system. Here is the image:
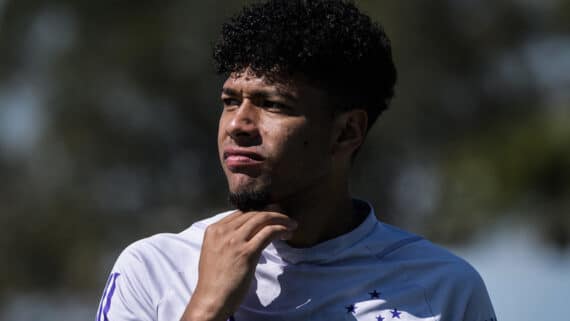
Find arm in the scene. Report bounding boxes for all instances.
[95,243,155,321]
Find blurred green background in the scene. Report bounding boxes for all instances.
[0,0,569,320]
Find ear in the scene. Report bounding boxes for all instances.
[332,109,368,158]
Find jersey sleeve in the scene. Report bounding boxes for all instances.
[95,241,156,321]
[460,268,497,321]
[409,240,497,321]
[430,259,497,321]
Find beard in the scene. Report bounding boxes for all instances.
[228,189,271,212]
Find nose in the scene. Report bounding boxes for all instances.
[226,100,261,145]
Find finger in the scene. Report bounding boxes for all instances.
[205,211,245,237]
[246,224,291,255]
[223,211,255,229]
[216,210,244,225]
[223,210,292,231]
[237,212,297,240]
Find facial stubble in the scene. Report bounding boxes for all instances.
[228,189,271,212]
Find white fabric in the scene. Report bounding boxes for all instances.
[96,204,497,321]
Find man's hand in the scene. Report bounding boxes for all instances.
[180,211,297,321]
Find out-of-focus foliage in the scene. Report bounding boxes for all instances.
[0,0,568,308]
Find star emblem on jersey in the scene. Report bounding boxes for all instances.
[390,308,401,318]
[345,304,356,314]
[376,315,385,321]
[369,290,381,299]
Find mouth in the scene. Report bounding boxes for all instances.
[223,148,265,169]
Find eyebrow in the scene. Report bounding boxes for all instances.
[221,87,298,102]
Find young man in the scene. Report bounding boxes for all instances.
[96,1,496,321]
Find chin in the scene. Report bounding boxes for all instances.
[228,184,272,212]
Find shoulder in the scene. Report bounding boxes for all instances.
[399,236,489,297]
[114,209,234,271]
[412,241,496,321]
[372,223,496,321]
[375,223,481,280]
[96,210,235,320]
[106,210,235,291]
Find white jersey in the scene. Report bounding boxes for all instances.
[96,205,496,321]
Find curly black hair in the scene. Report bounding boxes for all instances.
[213,0,397,131]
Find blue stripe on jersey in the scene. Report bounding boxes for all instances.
[96,273,113,321]
[96,272,120,321]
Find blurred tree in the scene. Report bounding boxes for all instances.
[0,0,568,306]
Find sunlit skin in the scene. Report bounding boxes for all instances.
[218,70,333,205]
[181,69,369,321]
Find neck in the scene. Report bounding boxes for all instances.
[265,182,368,248]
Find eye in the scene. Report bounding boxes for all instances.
[222,98,241,108]
[260,100,289,112]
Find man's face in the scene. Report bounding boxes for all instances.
[218,70,336,210]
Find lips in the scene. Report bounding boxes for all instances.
[223,148,265,168]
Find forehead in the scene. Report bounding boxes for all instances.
[223,69,299,93]
[222,69,330,106]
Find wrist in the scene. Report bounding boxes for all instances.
[180,292,230,321]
